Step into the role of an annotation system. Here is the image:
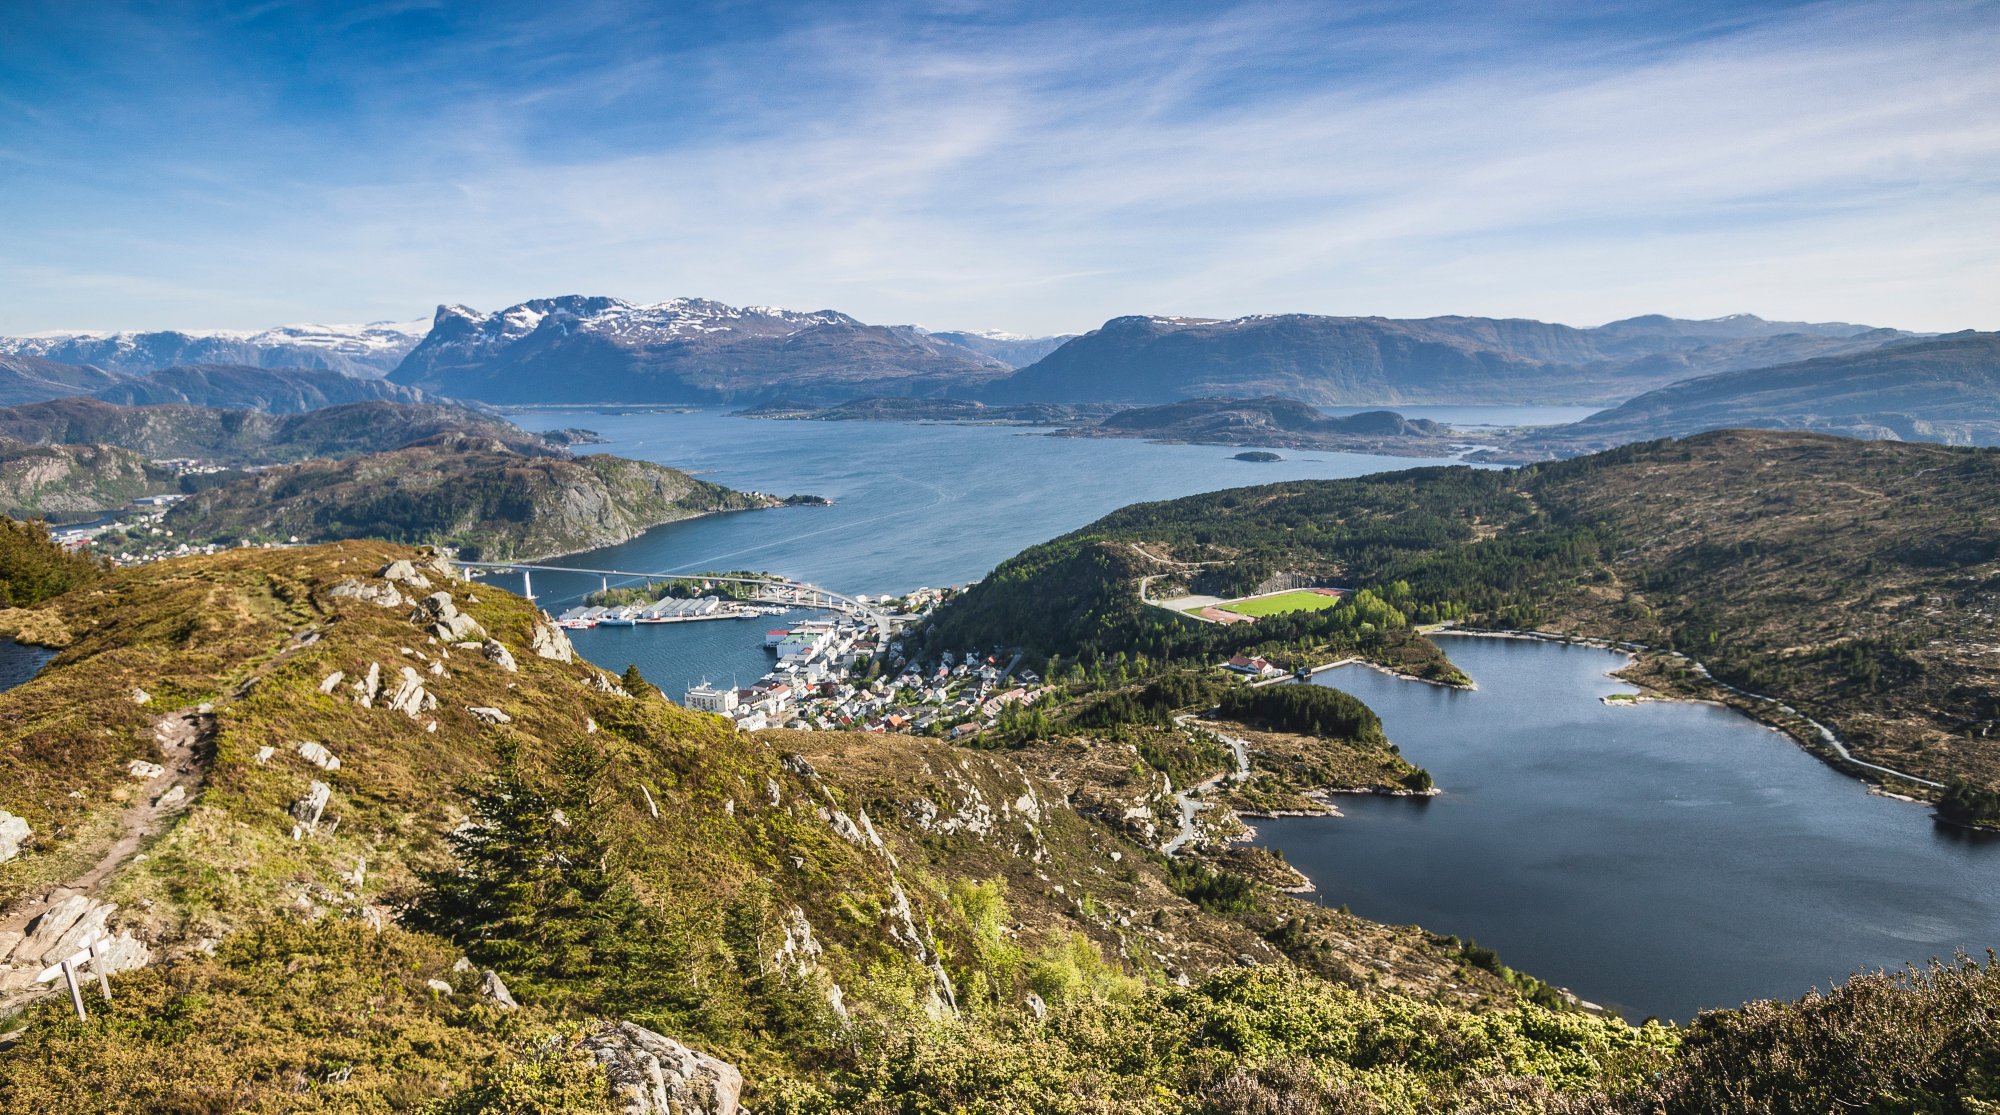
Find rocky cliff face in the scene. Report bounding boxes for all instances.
[0,440,158,519]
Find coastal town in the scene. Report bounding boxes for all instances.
[561,583,1057,738]
[681,611,1050,737]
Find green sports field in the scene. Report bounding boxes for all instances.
[1218,589,1345,617]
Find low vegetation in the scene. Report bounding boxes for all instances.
[0,541,1991,1110]
[924,430,2000,823]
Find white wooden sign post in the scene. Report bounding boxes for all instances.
[33,933,113,1022]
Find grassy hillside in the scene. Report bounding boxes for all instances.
[0,541,1988,1111]
[161,435,777,560]
[923,430,2000,819]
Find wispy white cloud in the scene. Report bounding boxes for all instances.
[2,0,1995,333]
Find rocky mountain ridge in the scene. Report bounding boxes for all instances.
[0,397,550,464]
[982,312,1915,406]
[388,295,1014,405]
[1506,331,2000,458]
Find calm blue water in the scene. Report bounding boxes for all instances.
[498,407,1477,697]
[1255,636,2000,1022]
[0,639,52,693]
[493,409,1997,1020]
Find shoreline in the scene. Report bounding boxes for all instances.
[1436,627,1948,803]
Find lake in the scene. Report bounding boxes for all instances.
[0,640,51,694]
[1255,635,2000,1022]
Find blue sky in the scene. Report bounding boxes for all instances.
[1,0,1994,334]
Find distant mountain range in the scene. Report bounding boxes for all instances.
[8,301,1990,456]
[979,313,1915,406]
[922,329,1076,368]
[0,398,542,464]
[386,296,1019,405]
[0,360,438,414]
[1510,332,2000,458]
[91,364,433,411]
[0,355,128,405]
[0,319,427,378]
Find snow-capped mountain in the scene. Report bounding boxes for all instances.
[923,328,1077,368]
[388,296,1012,405]
[0,319,430,379]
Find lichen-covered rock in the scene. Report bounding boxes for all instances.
[587,1021,742,1115]
[330,578,406,609]
[296,740,341,771]
[127,760,165,780]
[353,661,383,707]
[385,667,435,719]
[290,780,331,838]
[318,670,345,694]
[586,673,629,697]
[530,617,576,663]
[377,559,433,591]
[467,706,512,725]
[479,968,519,1009]
[413,591,485,642]
[480,639,518,673]
[0,809,30,864]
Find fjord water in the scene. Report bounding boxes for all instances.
[1256,635,2000,1022]
[505,408,1481,696]
[503,408,1998,1019]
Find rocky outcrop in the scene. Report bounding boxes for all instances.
[384,666,437,719]
[0,892,149,998]
[0,809,29,863]
[530,616,575,662]
[377,559,433,591]
[586,1021,743,1115]
[412,592,484,642]
[479,638,518,673]
[352,661,384,707]
[479,968,518,1009]
[295,740,341,771]
[330,578,406,609]
[290,780,331,839]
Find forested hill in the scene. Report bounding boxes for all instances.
[161,436,781,560]
[923,430,2000,813]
